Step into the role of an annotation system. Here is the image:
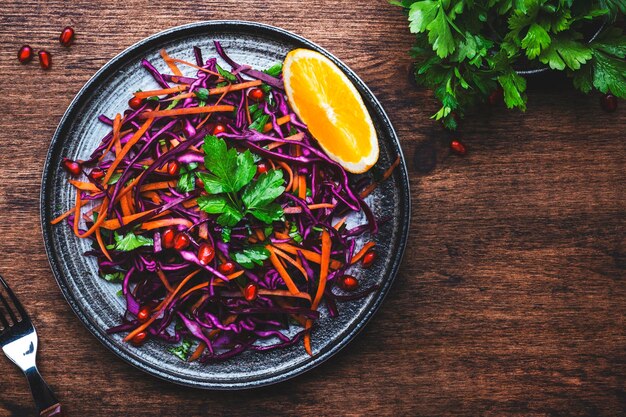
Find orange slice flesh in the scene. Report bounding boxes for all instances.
[283,49,379,173]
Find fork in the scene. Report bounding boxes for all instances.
[0,275,62,416]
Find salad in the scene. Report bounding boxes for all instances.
[52,42,399,363]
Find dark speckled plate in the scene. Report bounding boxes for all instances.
[41,21,410,389]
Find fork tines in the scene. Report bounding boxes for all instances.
[0,275,27,331]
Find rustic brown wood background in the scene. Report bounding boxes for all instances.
[0,1,624,416]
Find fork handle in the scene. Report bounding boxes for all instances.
[25,367,62,416]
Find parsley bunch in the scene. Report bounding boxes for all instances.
[393,0,626,129]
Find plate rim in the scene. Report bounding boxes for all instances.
[40,20,411,389]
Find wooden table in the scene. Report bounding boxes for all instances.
[0,1,624,416]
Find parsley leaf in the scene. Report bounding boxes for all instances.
[216,64,237,82]
[195,88,209,101]
[168,339,193,361]
[263,63,283,77]
[221,226,232,243]
[108,232,153,252]
[521,23,551,60]
[101,271,124,283]
[498,70,527,110]
[201,135,256,194]
[232,246,270,269]
[289,224,303,243]
[177,163,198,193]
[107,172,122,185]
[539,36,592,71]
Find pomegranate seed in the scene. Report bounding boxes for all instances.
[62,158,81,176]
[248,88,265,103]
[450,140,467,156]
[218,262,235,275]
[338,275,359,291]
[167,160,180,176]
[195,176,204,188]
[162,228,175,249]
[213,123,226,135]
[362,250,376,268]
[600,93,618,113]
[59,26,75,47]
[173,233,190,251]
[131,331,148,346]
[137,307,151,323]
[128,96,143,110]
[197,243,215,265]
[17,45,33,63]
[244,283,258,301]
[487,86,503,105]
[38,50,51,70]
[256,162,268,175]
[90,167,105,180]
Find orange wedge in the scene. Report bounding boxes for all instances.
[283,49,379,173]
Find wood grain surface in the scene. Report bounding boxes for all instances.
[0,1,624,416]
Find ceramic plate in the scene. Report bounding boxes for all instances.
[41,21,410,389]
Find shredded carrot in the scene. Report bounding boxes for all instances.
[163,92,195,102]
[141,218,193,230]
[189,342,206,362]
[168,58,221,76]
[75,197,110,239]
[360,155,401,198]
[351,241,376,264]
[138,105,235,119]
[267,246,299,294]
[120,192,132,217]
[277,162,294,192]
[98,113,122,162]
[141,191,162,204]
[51,199,88,225]
[304,229,332,355]
[101,208,170,230]
[124,269,201,342]
[262,115,291,133]
[298,175,306,200]
[209,80,261,96]
[227,270,245,280]
[103,116,155,185]
[274,231,290,240]
[140,180,176,192]
[182,198,198,209]
[245,94,252,125]
[255,228,265,241]
[272,243,342,269]
[95,227,112,262]
[272,246,309,280]
[156,269,174,293]
[160,49,182,76]
[134,86,188,99]
[333,216,348,230]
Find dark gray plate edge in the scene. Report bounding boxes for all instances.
[40,20,411,390]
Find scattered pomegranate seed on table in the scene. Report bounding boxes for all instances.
[38,50,51,70]
[338,275,359,291]
[244,283,258,301]
[59,26,75,47]
[600,93,618,113]
[450,139,467,156]
[17,45,33,63]
[487,86,503,105]
[62,158,81,176]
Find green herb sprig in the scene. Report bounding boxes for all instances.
[394,0,626,129]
